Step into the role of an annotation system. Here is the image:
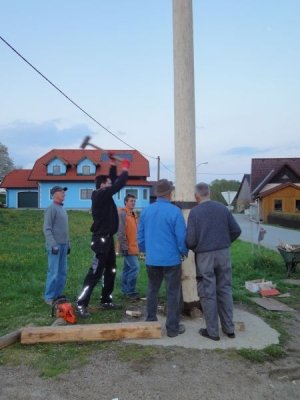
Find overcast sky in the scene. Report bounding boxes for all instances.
[1,1,299,183]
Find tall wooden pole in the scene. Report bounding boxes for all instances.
[173,0,199,309]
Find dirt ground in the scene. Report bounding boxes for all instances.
[1,310,300,400]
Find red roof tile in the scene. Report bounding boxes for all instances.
[29,149,149,181]
[251,158,300,194]
[0,170,38,188]
[126,179,152,186]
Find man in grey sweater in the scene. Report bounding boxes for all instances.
[43,186,70,305]
[186,182,241,341]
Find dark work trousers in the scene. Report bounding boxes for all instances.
[146,265,182,336]
[77,236,116,307]
[196,248,234,337]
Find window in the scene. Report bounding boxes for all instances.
[82,165,90,175]
[80,189,93,200]
[53,165,61,175]
[143,188,148,200]
[296,200,300,212]
[125,188,138,199]
[100,153,133,162]
[274,199,282,212]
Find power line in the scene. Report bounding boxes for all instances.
[0,35,158,160]
[0,36,246,181]
[160,161,175,175]
[197,172,244,175]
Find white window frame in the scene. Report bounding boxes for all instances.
[80,188,93,200]
[53,165,61,175]
[143,188,148,200]
[82,165,91,175]
[125,188,138,199]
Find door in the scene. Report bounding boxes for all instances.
[18,192,38,208]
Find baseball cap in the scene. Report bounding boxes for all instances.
[50,186,68,196]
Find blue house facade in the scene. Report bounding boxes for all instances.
[1,149,151,210]
[39,181,150,209]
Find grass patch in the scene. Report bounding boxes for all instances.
[0,209,299,374]
[0,341,111,378]
[116,344,158,363]
[238,344,286,363]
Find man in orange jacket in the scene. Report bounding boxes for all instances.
[117,194,140,299]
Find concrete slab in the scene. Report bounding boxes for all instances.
[283,279,300,286]
[125,308,279,350]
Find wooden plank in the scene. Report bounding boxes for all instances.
[283,279,300,286]
[21,321,161,344]
[251,297,295,311]
[0,329,21,349]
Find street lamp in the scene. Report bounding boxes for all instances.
[196,161,208,168]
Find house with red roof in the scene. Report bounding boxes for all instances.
[235,158,300,222]
[250,158,300,222]
[0,149,151,209]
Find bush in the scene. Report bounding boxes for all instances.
[0,193,6,206]
[267,212,300,229]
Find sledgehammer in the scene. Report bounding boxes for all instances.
[80,136,123,162]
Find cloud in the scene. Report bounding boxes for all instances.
[0,120,97,167]
[222,146,271,156]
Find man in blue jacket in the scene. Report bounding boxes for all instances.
[138,179,188,338]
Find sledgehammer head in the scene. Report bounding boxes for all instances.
[80,135,91,149]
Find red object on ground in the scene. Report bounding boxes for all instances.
[260,288,280,297]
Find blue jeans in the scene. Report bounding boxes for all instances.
[121,255,140,294]
[44,243,68,301]
[146,265,182,336]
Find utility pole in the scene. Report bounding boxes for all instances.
[173,0,199,312]
[157,156,160,181]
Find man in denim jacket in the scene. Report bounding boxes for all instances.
[138,179,188,337]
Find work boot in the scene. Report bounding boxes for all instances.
[167,324,186,338]
[125,292,140,300]
[75,304,91,318]
[222,328,235,339]
[199,328,220,341]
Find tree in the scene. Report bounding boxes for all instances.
[0,142,15,180]
[210,179,241,205]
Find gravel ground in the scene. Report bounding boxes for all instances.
[1,311,300,400]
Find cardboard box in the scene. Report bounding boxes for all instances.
[245,279,275,293]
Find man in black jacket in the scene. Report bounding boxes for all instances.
[76,155,130,317]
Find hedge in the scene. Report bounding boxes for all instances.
[267,212,300,229]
